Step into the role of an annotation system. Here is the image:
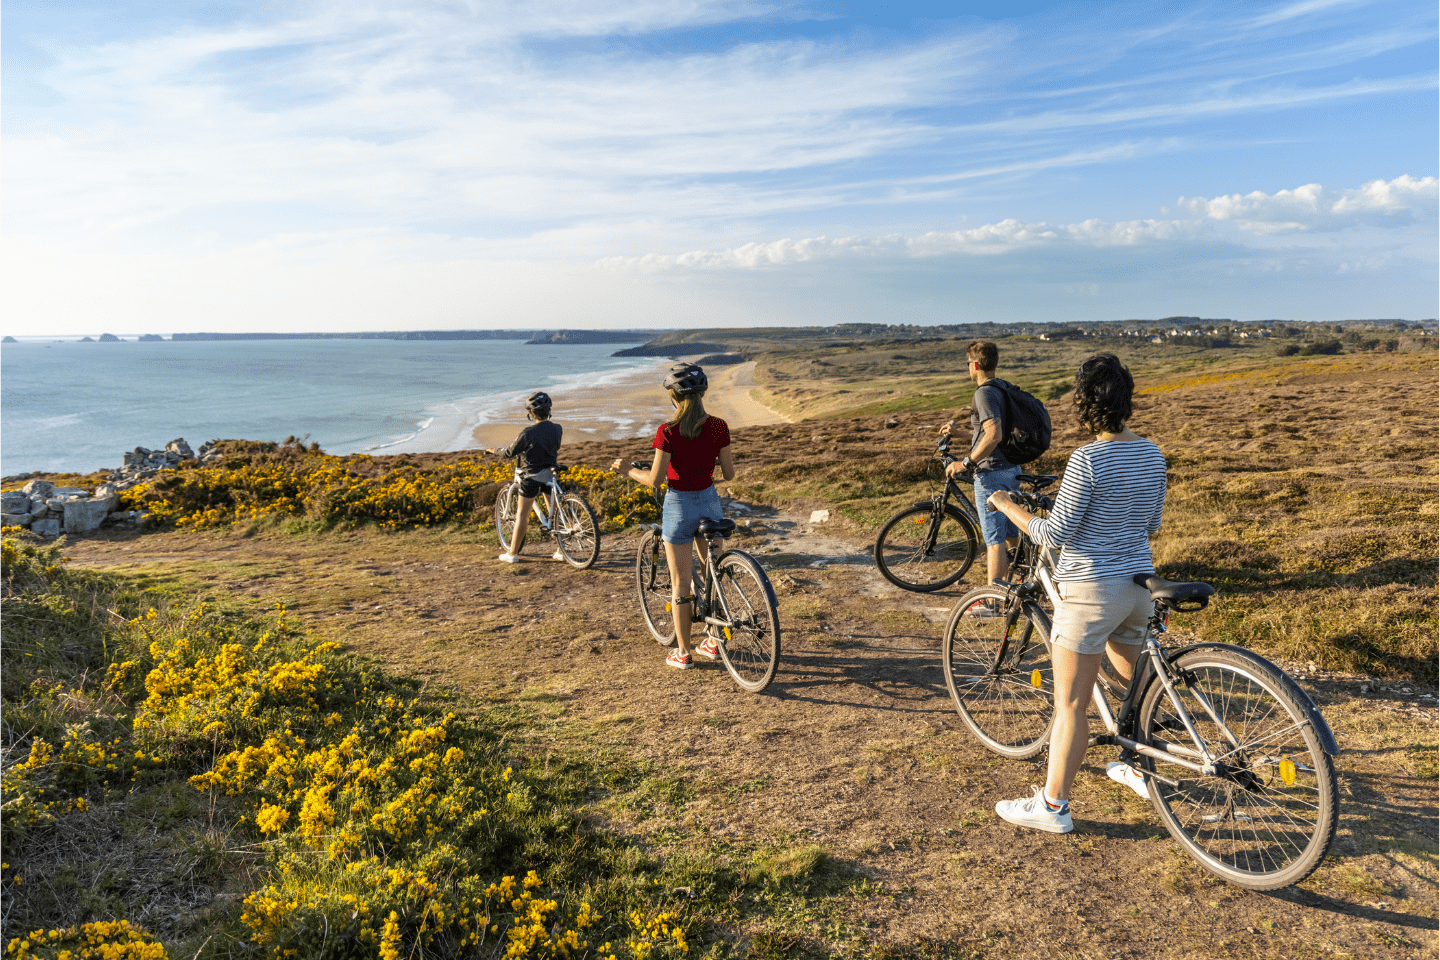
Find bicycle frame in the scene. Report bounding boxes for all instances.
[1008,550,1293,786]
[1000,511,1243,782]
[510,467,563,533]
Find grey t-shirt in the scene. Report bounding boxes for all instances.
[970,380,1013,471]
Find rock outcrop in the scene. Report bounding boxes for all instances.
[1,436,220,538]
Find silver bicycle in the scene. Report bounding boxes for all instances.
[941,480,1340,890]
[495,465,601,569]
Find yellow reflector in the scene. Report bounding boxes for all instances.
[1279,759,1296,785]
[1031,669,1043,688]
[724,627,732,641]
[664,602,672,613]
[913,517,926,525]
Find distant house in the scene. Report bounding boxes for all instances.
[1149,335,1164,344]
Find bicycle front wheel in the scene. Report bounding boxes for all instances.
[874,504,978,592]
[495,483,520,552]
[942,586,1054,760]
[714,552,781,693]
[1138,646,1339,890]
[636,530,676,646]
[555,494,600,569]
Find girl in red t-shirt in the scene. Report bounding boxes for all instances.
[612,363,736,669]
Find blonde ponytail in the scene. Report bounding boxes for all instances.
[668,389,709,439]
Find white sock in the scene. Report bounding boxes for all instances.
[1044,791,1066,810]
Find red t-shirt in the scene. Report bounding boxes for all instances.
[653,416,731,491]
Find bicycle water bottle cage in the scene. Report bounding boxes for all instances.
[1133,573,1214,612]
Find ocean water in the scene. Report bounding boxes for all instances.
[1,338,652,476]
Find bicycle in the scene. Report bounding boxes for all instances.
[872,434,981,592]
[941,486,1340,890]
[630,465,781,692]
[494,463,601,569]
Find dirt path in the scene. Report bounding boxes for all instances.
[62,492,1438,958]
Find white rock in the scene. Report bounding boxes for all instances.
[809,509,831,523]
[62,497,111,534]
[31,518,60,537]
[22,479,55,498]
[52,486,88,498]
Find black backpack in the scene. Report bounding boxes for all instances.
[979,379,1052,465]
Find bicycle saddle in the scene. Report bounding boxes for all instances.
[697,517,736,539]
[1133,573,1214,611]
[1017,474,1057,490]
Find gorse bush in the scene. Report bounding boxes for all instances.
[122,448,661,532]
[0,540,716,958]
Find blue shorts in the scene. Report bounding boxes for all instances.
[662,486,724,545]
[974,464,1022,546]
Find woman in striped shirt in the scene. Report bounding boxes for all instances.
[986,353,1167,834]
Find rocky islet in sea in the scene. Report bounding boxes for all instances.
[1,438,224,537]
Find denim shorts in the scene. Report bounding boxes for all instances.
[973,464,1022,546]
[1050,577,1152,656]
[662,486,724,545]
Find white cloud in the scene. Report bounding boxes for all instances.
[1180,175,1438,233]
[599,176,1433,271]
[597,216,1205,270]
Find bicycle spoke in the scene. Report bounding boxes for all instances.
[715,554,780,692]
[944,588,1054,760]
[1142,651,1336,887]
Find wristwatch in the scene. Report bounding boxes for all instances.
[961,457,974,471]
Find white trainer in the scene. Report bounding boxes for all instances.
[497,553,521,564]
[552,550,566,561]
[995,786,1073,834]
[1106,761,1150,800]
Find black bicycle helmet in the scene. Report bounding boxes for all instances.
[526,391,552,413]
[663,363,707,396]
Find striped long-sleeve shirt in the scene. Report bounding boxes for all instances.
[1026,438,1167,582]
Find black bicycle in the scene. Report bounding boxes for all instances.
[942,488,1340,890]
[872,435,981,592]
[631,467,781,692]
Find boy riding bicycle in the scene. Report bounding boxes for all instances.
[487,391,563,564]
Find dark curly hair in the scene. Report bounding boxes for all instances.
[1073,353,1134,434]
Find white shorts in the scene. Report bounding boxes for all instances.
[1050,576,1152,656]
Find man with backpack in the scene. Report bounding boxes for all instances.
[942,340,1051,593]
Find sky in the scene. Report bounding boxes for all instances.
[2,0,1436,335]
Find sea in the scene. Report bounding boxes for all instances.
[0,338,656,477]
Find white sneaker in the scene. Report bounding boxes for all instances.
[1106,761,1149,800]
[498,553,521,564]
[995,786,1073,834]
[552,550,566,561]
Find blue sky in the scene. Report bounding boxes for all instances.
[3,0,1435,334]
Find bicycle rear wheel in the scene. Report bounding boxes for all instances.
[495,483,520,552]
[942,585,1054,760]
[714,552,781,693]
[555,493,600,569]
[874,504,978,592]
[1137,646,1338,890]
[636,530,676,645]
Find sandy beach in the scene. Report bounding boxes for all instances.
[470,359,791,452]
